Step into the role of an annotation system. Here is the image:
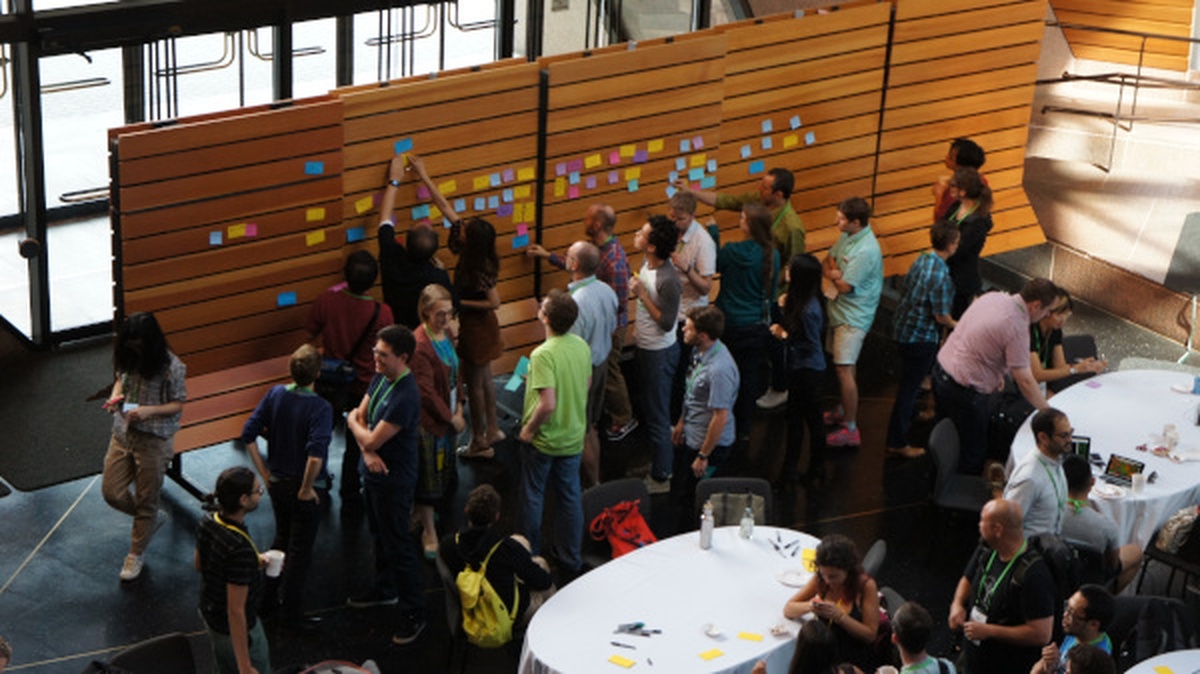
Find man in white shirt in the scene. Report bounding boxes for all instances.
[1004,408,1070,537]
[666,191,716,420]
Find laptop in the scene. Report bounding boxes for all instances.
[1071,435,1091,458]
[1100,454,1145,487]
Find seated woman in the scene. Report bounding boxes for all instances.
[751,620,863,674]
[1029,291,1106,396]
[783,534,883,671]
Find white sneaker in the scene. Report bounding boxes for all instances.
[119,554,144,581]
[756,388,789,409]
[643,474,671,495]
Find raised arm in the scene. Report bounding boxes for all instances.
[407,153,459,224]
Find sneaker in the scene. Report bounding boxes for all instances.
[822,409,844,426]
[605,418,639,442]
[756,388,789,409]
[643,474,671,495]
[119,554,144,581]
[826,426,861,447]
[347,589,399,608]
[885,446,926,459]
[391,617,427,645]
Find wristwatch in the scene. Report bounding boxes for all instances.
[1069,366,1077,375]
[388,178,401,187]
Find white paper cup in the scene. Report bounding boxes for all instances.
[263,549,285,577]
[1131,473,1147,495]
[877,667,899,674]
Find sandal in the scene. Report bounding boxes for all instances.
[455,444,495,460]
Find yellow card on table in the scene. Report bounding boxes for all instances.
[306,230,326,247]
[738,632,764,642]
[585,154,602,169]
[801,548,817,572]
[648,138,664,153]
[608,654,635,668]
[699,648,724,661]
[619,144,636,158]
[354,196,374,214]
[474,175,491,191]
[438,180,457,195]
[305,207,325,222]
[1153,667,1174,674]
[227,223,247,239]
[518,167,536,182]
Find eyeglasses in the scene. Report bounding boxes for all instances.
[1054,430,1076,440]
[1062,601,1086,619]
[372,348,395,358]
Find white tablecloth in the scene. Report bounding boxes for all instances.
[520,525,820,674]
[1123,648,1200,673]
[1009,370,1200,549]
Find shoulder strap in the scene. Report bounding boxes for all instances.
[937,658,950,674]
[349,301,381,361]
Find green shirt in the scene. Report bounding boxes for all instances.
[522,333,592,456]
[714,191,805,288]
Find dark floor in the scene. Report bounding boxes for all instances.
[0,263,1195,673]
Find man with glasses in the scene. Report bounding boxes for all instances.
[1030,585,1114,674]
[1004,408,1071,537]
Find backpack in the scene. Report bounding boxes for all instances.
[456,535,516,648]
[589,499,657,558]
[1114,597,1198,671]
[1154,505,1199,554]
[1025,534,1083,642]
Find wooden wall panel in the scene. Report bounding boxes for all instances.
[1051,0,1193,71]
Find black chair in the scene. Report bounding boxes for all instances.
[1134,526,1200,598]
[107,632,196,674]
[694,477,773,526]
[1050,334,1100,392]
[1069,544,1115,591]
[927,419,992,516]
[581,478,650,570]
[862,539,886,579]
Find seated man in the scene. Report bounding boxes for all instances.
[1031,584,1114,674]
[892,601,956,673]
[1063,643,1114,674]
[440,484,554,632]
[1060,454,1143,592]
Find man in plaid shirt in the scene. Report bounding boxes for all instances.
[886,221,959,458]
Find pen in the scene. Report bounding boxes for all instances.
[611,641,636,650]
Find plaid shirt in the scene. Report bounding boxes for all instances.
[550,234,631,328]
[892,251,952,344]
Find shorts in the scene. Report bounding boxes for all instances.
[826,324,866,365]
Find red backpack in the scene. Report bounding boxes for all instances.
[589,499,657,558]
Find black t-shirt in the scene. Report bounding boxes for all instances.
[439,526,553,624]
[196,514,263,634]
[378,222,455,329]
[1029,323,1063,370]
[961,542,1056,674]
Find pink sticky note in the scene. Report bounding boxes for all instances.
[568,158,584,172]
[568,185,580,199]
[416,184,430,200]
[516,223,529,236]
[609,151,621,165]
[693,135,704,149]
[245,223,258,237]
[502,168,515,183]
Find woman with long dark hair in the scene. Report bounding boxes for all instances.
[769,253,826,484]
[944,166,994,318]
[101,311,186,581]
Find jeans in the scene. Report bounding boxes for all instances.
[519,443,583,571]
[636,342,679,480]
[785,367,826,479]
[724,323,769,443]
[363,478,425,617]
[267,478,321,618]
[886,342,939,449]
[932,363,991,475]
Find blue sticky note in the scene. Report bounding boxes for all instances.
[487,195,500,209]
[304,161,324,175]
[489,173,501,187]
[707,159,717,173]
[666,185,678,198]
[443,218,453,229]
[568,171,580,185]
[474,197,486,211]
[346,226,366,243]
[627,179,639,192]
[700,176,716,189]
[680,139,692,153]
[412,204,431,220]
[762,137,773,150]
[209,231,223,246]
[790,115,802,130]
[276,291,297,307]
[453,198,467,213]
[668,170,679,183]
[761,119,773,133]
[503,188,514,203]
[394,137,414,154]
[497,204,514,217]
[748,160,765,175]
[805,131,816,145]
[505,355,531,390]
[675,158,687,171]
[513,355,531,376]
[511,233,530,250]
[740,144,752,159]
[688,167,704,181]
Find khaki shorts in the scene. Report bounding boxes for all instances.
[826,324,866,365]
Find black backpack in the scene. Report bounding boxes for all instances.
[1114,597,1198,671]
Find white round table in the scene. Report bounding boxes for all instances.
[1123,648,1200,673]
[1009,369,1200,549]
[520,525,820,674]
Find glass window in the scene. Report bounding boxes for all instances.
[292,18,338,99]
[0,227,31,338]
[352,1,497,85]
[147,31,274,119]
[0,45,18,217]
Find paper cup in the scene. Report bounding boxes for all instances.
[878,667,899,674]
[1131,473,1147,495]
[263,549,285,577]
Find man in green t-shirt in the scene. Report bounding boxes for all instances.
[518,289,592,574]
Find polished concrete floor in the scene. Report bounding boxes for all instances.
[0,265,1193,673]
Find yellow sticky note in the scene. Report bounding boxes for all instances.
[554,177,566,197]
[430,206,442,220]
[305,207,325,222]
[585,154,602,169]
[738,631,764,642]
[305,229,326,247]
[608,654,635,668]
[1152,667,1174,674]
[801,548,817,572]
[699,648,724,661]
[784,134,799,149]
[690,153,707,167]
[648,138,664,153]
[354,196,374,214]
[619,144,636,158]
[438,180,457,195]
[518,167,535,182]
[525,203,538,221]
[625,167,641,181]
[514,185,531,199]
[474,175,490,191]
[227,223,246,239]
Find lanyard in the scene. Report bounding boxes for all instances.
[569,277,597,295]
[772,202,792,229]
[213,513,260,558]
[285,383,315,395]
[1038,455,1065,527]
[367,372,408,428]
[1067,497,1087,514]
[903,657,935,673]
[976,540,1027,611]
[121,372,141,403]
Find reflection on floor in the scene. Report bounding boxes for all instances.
[0,274,1193,672]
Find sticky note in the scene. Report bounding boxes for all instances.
[505,356,530,390]
[701,176,716,189]
[694,135,705,149]
[524,203,537,221]
[502,168,515,183]
[227,223,246,239]
[585,154,602,169]
[489,173,501,188]
[790,114,802,130]
[633,149,648,163]
[555,178,566,196]
[627,179,639,192]
[518,167,535,182]
[619,144,636,158]
[474,175,490,190]
[680,139,692,153]
[568,185,580,199]
[208,231,223,246]
[740,144,752,159]
[748,160,765,175]
[585,175,597,190]
[801,548,817,572]
[668,170,678,182]
[568,159,584,173]
[514,185,531,199]
[690,154,706,168]
[276,291,297,307]
[707,159,717,173]
[443,218,453,229]
[784,134,799,149]
[394,137,413,154]
[688,168,704,181]
[564,172,577,186]
[805,131,816,145]
[439,179,457,195]
[487,195,500,209]
[699,649,724,661]
[675,157,687,171]
[430,206,442,220]
[306,229,326,246]
[453,198,467,213]
[305,207,325,222]
[346,226,366,242]
[623,167,640,181]
[511,233,529,249]
[761,119,773,133]
[497,204,514,217]
[555,162,567,177]
[474,197,487,211]
[608,170,619,185]
[608,654,635,668]
[503,188,514,203]
[608,151,621,165]
[355,196,374,214]
[416,184,431,200]
[516,223,529,236]
[245,223,258,237]
[762,137,773,150]
[412,204,431,220]
[666,185,678,198]
[738,632,764,642]
[1151,666,1174,674]
[304,161,324,175]
[648,138,664,153]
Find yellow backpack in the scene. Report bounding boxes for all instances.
[456,535,518,648]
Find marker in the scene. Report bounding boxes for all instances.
[611,641,636,650]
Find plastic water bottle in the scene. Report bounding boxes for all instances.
[739,505,754,539]
[699,500,714,549]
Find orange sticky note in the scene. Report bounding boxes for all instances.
[518,167,535,182]
[305,230,326,246]
[690,153,707,168]
[648,138,664,153]
[474,175,490,191]
[305,207,325,222]
[514,185,531,199]
[554,178,566,197]
[608,654,635,668]
[699,648,724,661]
[585,154,602,169]
[619,144,636,158]
[624,167,641,181]
[227,223,246,239]
[738,631,763,642]
[783,134,799,149]
[354,196,374,214]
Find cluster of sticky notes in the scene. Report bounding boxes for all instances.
[553,138,672,200]
[504,355,531,392]
[207,222,259,246]
[745,113,817,173]
[667,153,718,198]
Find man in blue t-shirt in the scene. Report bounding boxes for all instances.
[1030,585,1114,674]
[346,325,426,646]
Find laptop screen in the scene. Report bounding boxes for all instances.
[1071,436,1091,458]
[1104,454,1145,481]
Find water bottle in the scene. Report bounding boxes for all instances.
[739,505,754,539]
[699,500,714,549]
